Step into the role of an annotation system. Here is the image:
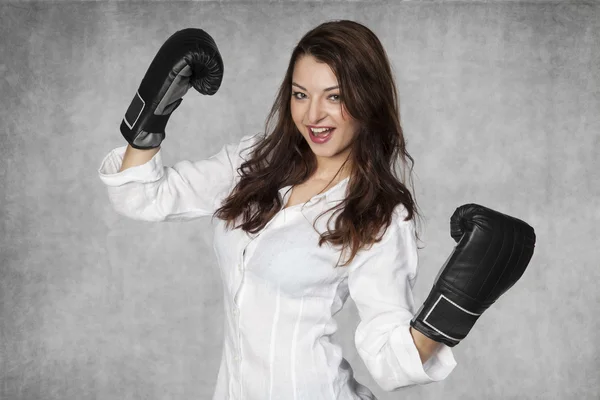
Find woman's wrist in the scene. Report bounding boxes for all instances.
[409,326,442,364]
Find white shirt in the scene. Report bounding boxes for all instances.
[97,133,457,400]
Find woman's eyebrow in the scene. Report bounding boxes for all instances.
[292,82,339,92]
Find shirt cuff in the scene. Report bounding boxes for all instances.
[97,145,164,186]
[390,325,457,385]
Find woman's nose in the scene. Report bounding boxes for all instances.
[306,99,327,123]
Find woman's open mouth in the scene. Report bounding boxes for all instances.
[309,128,335,144]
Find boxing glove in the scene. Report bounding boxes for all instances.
[120,28,224,149]
[410,203,536,347]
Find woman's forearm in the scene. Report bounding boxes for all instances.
[119,144,160,172]
[409,326,442,364]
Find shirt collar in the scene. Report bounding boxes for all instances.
[278,176,350,206]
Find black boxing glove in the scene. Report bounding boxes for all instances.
[410,203,536,347]
[120,28,224,149]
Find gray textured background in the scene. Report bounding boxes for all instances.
[1,1,598,399]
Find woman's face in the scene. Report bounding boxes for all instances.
[290,55,359,176]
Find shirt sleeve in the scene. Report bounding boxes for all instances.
[347,205,457,391]
[97,133,260,222]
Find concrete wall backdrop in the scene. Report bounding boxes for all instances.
[1,1,598,399]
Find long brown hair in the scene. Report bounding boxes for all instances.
[213,19,423,268]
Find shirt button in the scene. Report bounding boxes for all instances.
[234,355,240,361]
[238,264,243,271]
[233,308,239,315]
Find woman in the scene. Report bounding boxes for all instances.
[99,20,457,399]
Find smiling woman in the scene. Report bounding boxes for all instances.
[215,20,422,270]
[98,19,457,400]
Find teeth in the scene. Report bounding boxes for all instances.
[311,127,333,136]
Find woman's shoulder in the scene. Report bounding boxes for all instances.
[392,202,413,225]
[235,132,264,159]
[368,203,414,247]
